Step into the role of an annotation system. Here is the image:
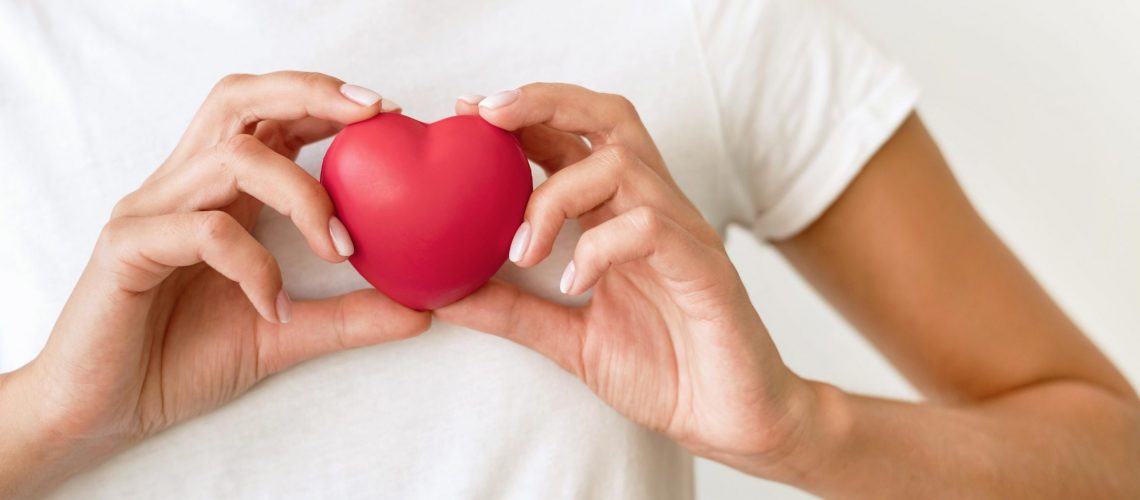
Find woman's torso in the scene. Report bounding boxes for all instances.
[0,0,750,498]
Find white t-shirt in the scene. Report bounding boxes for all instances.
[0,0,917,498]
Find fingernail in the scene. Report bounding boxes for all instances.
[276,289,293,324]
[329,216,355,257]
[340,83,382,107]
[380,98,401,113]
[479,89,520,110]
[509,221,530,263]
[458,94,485,104]
[559,261,576,295]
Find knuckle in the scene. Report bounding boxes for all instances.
[220,133,263,164]
[518,81,552,95]
[600,144,637,173]
[211,73,258,127]
[298,71,330,93]
[97,217,131,253]
[198,211,238,243]
[212,73,251,99]
[604,93,639,119]
[111,191,139,218]
[629,206,664,236]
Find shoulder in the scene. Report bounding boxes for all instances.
[688,0,921,239]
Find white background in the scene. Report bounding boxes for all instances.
[697,1,1140,498]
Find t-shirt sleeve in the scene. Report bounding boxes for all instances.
[692,0,920,240]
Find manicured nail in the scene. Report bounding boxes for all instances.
[276,289,293,324]
[329,216,355,257]
[380,98,401,112]
[508,222,530,263]
[479,89,520,110]
[559,261,576,294]
[340,83,382,107]
[458,94,485,104]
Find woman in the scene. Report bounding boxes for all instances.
[1,0,1137,498]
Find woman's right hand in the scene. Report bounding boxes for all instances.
[0,71,430,498]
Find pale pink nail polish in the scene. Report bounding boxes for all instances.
[380,98,401,112]
[329,216,355,257]
[509,222,530,263]
[276,289,293,324]
[479,89,520,110]
[559,261,576,294]
[458,94,485,105]
[340,83,382,106]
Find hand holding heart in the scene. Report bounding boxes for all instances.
[5,73,817,496]
[439,84,818,474]
[3,72,430,496]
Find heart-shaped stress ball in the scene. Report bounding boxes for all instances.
[321,113,533,310]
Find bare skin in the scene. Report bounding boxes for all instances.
[0,72,430,498]
[440,85,1140,498]
[1,77,1136,498]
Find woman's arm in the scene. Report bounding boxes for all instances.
[0,72,428,499]
[771,114,1140,497]
[438,86,1139,498]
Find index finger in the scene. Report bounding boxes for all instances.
[474,83,666,171]
[174,71,393,159]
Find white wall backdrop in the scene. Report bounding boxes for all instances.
[697,1,1140,498]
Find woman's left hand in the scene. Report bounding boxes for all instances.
[438,84,823,473]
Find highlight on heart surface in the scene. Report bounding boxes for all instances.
[320,113,533,310]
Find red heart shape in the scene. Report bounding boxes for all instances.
[320,114,532,310]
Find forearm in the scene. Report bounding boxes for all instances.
[0,366,99,499]
[1,369,53,498]
[770,380,1140,498]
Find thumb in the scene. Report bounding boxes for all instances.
[434,280,587,378]
[256,289,431,378]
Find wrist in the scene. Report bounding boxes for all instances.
[1,367,60,497]
[727,378,855,487]
[0,363,113,498]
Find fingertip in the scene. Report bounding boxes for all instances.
[508,221,530,264]
[339,83,381,107]
[276,289,293,324]
[476,89,522,129]
[328,216,355,258]
[411,310,433,334]
[336,83,385,123]
[559,260,576,295]
[458,94,485,105]
[380,98,402,113]
[479,89,520,110]
[249,290,282,324]
[456,95,484,116]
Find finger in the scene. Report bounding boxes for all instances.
[174,71,391,159]
[115,134,349,262]
[457,95,589,172]
[255,289,431,378]
[516,125,592,173]
[474,83,667,172]
[434,280,588,378]
[562,206,719,295]
[455,95,484,115]
[511,145,678,267]
[254,117,345,160]
[95,211,286,323]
